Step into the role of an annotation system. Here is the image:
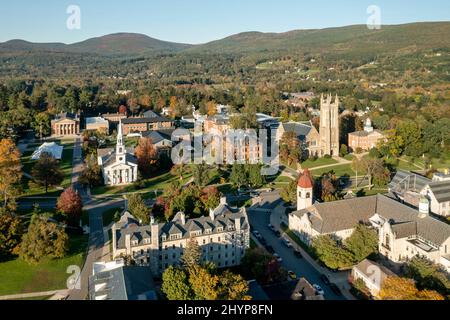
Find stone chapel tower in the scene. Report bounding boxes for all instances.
[319,94,340,156]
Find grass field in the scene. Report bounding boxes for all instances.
[91,171,193,196]
[19,139,74,198]
[310,163,355,177]
[301,157,339,169]
[0,235,88,295]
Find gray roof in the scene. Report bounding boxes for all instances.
[102,152,137,168]
[389,170,431,193]
[141,129,175,144]
[122,115,172,125]
[292,194,450,246]
[281,122,313,139]
[353,259,395,283]
[115,206,248,250]
[349,129,383,137]
[428,180,450,203]
[89,266,157,300]
[143,110,161,118]
[51,112,79,122]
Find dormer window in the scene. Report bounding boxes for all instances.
[217,227,223,232]
[131,240,138,246]
[162,235,167,242]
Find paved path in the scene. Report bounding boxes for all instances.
[0,289,68,300]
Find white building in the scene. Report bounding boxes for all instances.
[111,198,250,276]
[389,169,450,217]
[31,142,63,160]
[288,175,450,272]
[351,259,395,298]
[97,121,138,186]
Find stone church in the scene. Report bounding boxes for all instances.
[277,93,340,157]
[97,121,138,186]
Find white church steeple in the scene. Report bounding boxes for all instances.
[116,120,125,163]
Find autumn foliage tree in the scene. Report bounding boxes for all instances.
[135,137,158,178]
[380,276,444,300]
[57,187,83,227]
[31,152,64,193]
[0,139,22,210]
[0,210,23,260]
[19,214,69,264]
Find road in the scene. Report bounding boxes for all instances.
[247,208,347,300]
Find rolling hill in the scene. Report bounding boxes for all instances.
[0,33,193,55]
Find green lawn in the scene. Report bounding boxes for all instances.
[103,207,123,227]
[19,139,75,198]
[91,171,193,196]
[0,235,88,295]
[301,157,338,169]
[310,163,355,177]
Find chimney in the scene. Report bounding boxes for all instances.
[220,197,227,205]
[235,217,241,232]
[418,196,430,218]
[179,212,186,225]
[125,234,131,255]
[150,215,155,225]
[209,208,215,221]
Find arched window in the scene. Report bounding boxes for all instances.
[298,191,302,198]
[306,192,311,199]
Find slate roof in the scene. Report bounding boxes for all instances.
[52,112,79,122]
[122,115,172,124]
[141,129,175,144]
[115,205,248,250]
[280,121,313,139]
[349,130,383,137]
[292,194,450,246]
[428,180,450,203]
[353,259,395,284]
[102,152,137,168]
[89,266,157,300]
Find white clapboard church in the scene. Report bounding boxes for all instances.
[97,121,138,186]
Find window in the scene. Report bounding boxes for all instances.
[306,192,311,199]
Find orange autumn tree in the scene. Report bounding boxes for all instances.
[0,139,22,210]
[379,276,444,300]
[206,101,217,116]
[135,137,158,178]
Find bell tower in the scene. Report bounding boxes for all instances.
[297,169,314,211]
[116,120,126,164]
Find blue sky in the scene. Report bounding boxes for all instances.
[1,0,449,44]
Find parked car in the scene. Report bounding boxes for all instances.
[267,224,275,231]
[273,253,283,263]
[313,284,325,296]
[287,271,297,280]
[329,283,342,296]
[294,250,303,258]
[265,245,275,254]
[320,274,331,285]
[282,237,292,248]
[274,230,281,237]
[252,230,262,240]
[259,237,267,245]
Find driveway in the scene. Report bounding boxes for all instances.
[247,208,347,300]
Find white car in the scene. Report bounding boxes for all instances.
[282,237,292,248]
[273,253,283,263]
[313,284,325,295]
